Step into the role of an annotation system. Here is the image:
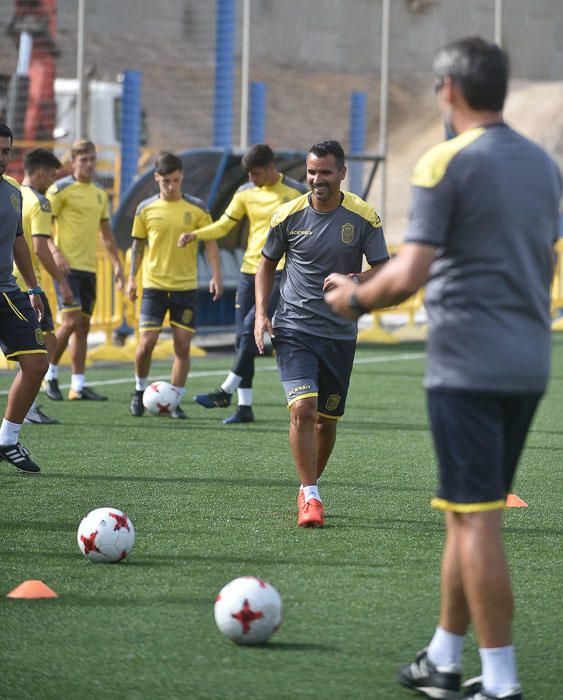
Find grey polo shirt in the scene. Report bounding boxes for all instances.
[0,176,23,292]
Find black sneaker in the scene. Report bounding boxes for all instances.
[44,378,63,401]
[0,443,41,473]
[194,388,232,408]
[130,390,145,417]
[463,677,522,700]
[397,648,461,699]
[68,386,108,401]
[170,404,187,419]
[223,406,254,424]
[24,405,60,425]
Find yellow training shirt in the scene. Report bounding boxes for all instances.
[193,174,306,274]
[14,185,52,289]
[47,176,109,273]
[132,194,212,291]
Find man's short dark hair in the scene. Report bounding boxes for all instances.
[24,148,61,175]
[154,151,183,175]
[307,140,346,170]
[241,144,275,172]
[0,123,14,144]
[433,36,508,112]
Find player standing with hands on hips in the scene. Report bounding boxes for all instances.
[325,37,561,700]
[254,140,389,528]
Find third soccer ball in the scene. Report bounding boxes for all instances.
[214,576,283,645]
[142,381,180,416]
[77,507,135,563]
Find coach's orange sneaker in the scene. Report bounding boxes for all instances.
[298,498,324,528]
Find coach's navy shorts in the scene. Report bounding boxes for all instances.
[273,328,356,419]
[56,269,96,317]
[39,291,55,333]
[139,288,197,332]
[0,288,47,360]
[427,389,542,512]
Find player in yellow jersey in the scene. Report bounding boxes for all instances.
[44,139,124,401]
[127,152,222,419]
[14,148,73,424]
[180,144,307,424]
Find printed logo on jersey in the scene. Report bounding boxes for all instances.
[183,211,192,226]
[182,308,193,325]
[10,194,20,212]
[40,199,52,213]
[287,384,312,396]
[35,328,45,346]
[288,229,313,238]
[325,393,341,411]
[341,223,355,244]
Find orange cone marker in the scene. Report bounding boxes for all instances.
[6,580,58,599]
[506,494,528,508]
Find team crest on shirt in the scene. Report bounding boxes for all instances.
[341,223,355,244]
[10,194,20,212]
[35,328,45,346]
[325,393,341,411]
[182,308,193,324]
[183,211,192,226]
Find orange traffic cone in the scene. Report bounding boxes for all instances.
[506,494,528,508]
[6,580,58,599]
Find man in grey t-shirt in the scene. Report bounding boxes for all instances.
[255,140,389,528]
[326,38,561,700]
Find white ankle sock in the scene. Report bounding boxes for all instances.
[221,372,241,394]
[45,364,58,381]
[427,626,465,667]
[135,376,148,391]
[303,485,321,503]
[172,386,186,398]
[237,388,252,406]
[0,419,22,445]
[71,374,85,392]
[479,645,519,697]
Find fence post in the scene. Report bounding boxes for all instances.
[348,91,367,195]
[249,81,266,145]
[213,0,236,147]
[119,69,142,202]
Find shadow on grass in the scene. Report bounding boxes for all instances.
[255,641,341,652]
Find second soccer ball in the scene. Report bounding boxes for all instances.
[142,381,180,416]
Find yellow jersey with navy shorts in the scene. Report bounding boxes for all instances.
[262,190,389,418]
[404,124,562,513]
[132,193,212,333]
[0,176,47,360]
[47,175,109,316]
[13,185,56,333]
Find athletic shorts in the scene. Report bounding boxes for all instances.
[427,389,542,512]
[273,328,356,419]
[0,288,48,360]
[139,288,197,332]
[39,291,55,333]
[56,269,96,317]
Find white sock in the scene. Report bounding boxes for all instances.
[135,376,148,391]
[479,645,519,696]
[221,372,241,394]
[427,626,465,667]
[0,419,22,445]
[172,386,186,398]
[237,388,252,407]
[303,485,321,503]
[45,364,58,381]
[71,374,85,392]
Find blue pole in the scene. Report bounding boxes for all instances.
[348,91,367,195]
[119,70,141,201]
[249,81,266,145]
[213,0,236,148]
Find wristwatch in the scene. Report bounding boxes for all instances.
[348,291,368,318]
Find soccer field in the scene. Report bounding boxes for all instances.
[1,340,561,700]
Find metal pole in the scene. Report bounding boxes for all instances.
[378,0,390,222]
[239,0,251,148]
[494,0,503,46]
[76,0,86,140]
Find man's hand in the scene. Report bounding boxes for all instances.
[29,292,44,322]
[209,277,223,302]
[178,232,197,248]
[324,275,359,319]
[59,278,74,306]
[254,313,274,355]
[53,249,71,276]
[114,264,125,291]
[127,276,138,302]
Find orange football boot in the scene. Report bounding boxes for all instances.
[297,488,305,510]
[297,498,324,528]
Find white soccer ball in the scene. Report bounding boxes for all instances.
[142,381,180,416]
[214,576,283,645]
[77,507,135,563]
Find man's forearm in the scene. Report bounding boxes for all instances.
[129,238,145,278]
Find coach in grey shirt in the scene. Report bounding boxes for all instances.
[325,37,561,700]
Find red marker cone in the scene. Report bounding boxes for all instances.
[506,494,528,508]
[6,580,58,599]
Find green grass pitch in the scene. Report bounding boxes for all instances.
[1,339,562,699]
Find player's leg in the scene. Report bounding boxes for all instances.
[25,294,59,424]
[167,290,197,419]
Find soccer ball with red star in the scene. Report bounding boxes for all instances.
[142,381,180,416]
[77,507,136,563]
[214,576,283,645]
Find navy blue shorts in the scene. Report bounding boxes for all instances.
[0,288,47,360]
[56,269,96,317]
[234,272,256,341]
[273,328,356,419]
[139,288,197,332]
[39,292,55,333]
[427,389,542,512]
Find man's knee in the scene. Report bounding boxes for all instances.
[290,399,317,427]
[20,352,48,379]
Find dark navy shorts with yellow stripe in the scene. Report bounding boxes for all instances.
[273,328,356,419]
[55,269,96,316]
[39,291,55,333]
[139,288,197,333]
[427,388,542,513]
[0,288,47,360]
